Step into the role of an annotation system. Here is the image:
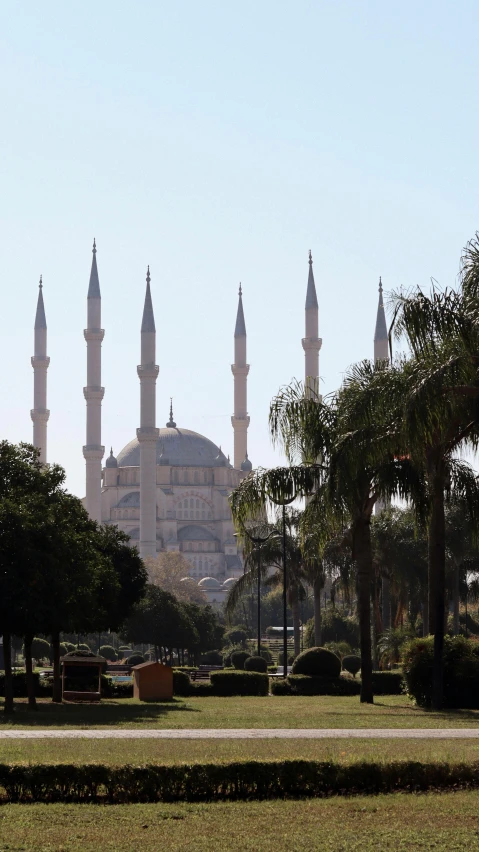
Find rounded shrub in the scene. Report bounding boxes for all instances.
[99,645,117,661]
[291,646,341,678]
[173,670,191,696]
[244,655,268,673]
[342,655,361,677]
[231,650,250,670]
[76,643,91,652]
[126,653,145,667]
[210,670,269,696]
[259,646,273,664]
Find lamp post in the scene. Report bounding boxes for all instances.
[235,524,279,657]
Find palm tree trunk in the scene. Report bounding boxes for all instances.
[313,576,322,645]
[51,632,62,703]
[291,592,301,658]
[429,480,446,711]
[3,632,14,715]
[354,519,374,704]
[453,562,460,635]
[24,633,37,710]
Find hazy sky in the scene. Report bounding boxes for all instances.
[1,1,478,498]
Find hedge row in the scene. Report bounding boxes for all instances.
[1,760,478,803]
[271,672,403,697]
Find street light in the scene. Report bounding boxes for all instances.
[235,523,279,657]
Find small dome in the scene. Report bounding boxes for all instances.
[240,453,252,472]
[198,577,222,590]
[180,577,197,583]
[106,448,118,468]
[222,577,237,588]
[213,446,228,467]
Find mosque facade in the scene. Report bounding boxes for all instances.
[30,246,386,586]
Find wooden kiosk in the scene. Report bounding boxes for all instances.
[60,651,106,702]
[132,661,173,701]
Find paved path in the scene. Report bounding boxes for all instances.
[1,728,479,739]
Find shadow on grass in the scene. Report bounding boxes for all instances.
[0,698,199,727]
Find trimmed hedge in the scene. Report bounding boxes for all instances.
[1,760,479,803]
[292,647,341,679]
[244,656,268,673]
[371,671,404,695]
[271,674,360,697]
[126,654,145,667]
[210,670,269,696]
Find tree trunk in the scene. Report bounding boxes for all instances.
[291,593,301,658]
[422,595,429,636]
[3,632,14,715]
[24,633,37,710]
[354,518,374,704]
[453,562,460,635]
[313,576,322,646]
[51,632,62,703]
[429,471,446,711]
[382,576,391,630]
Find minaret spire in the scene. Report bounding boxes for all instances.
[31,276,50,462]
[302,250,322,398]
[83,239,105,523]
[166,398,176,428]
[374,276,389,363]
[137,266,159,559]
[231,284,250,470]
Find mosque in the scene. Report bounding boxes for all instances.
[30,244,387,597]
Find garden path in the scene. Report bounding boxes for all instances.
[1,728,479,739]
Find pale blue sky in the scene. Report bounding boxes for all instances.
[1,1,477,497]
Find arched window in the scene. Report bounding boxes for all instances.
[198,542,203,551]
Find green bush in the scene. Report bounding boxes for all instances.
[188,681,214,696]
[3,760,478,802]
[99,645,117,661]
[324,641,352,659]
[231,650,250,670]
[126,654,145,667]
[342,655,361,677]
[223,628,248,648]
[76,643,91,652]
[305,610,359,649]
[371,671,404,695]
[402,635,479,708]
[29,638,51,661]
[172,670,190,697]
[210,670,269,696]
[0,671,42,697]
[244,656,268,673]
[292,647,341,678]
[270,678,293,696]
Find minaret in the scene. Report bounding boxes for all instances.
[137,267,159,559]
[302,251,322,398]
[231,284,250,470]
[83,239,105,524]
[374,277,389,363]
[31,276,50,463]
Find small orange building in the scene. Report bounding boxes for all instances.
[132,660,173,701]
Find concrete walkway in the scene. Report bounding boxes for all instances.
[1,728,479,739]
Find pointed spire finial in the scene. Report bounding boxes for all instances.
[88,239,101,298]
[239,283,242,297]
[379,275,382,292]
[147,265,150,285]
[309,250,313,266]
[305,249,318,310]
[141,267,156,332]
[39,275,42,290]
[166,397,176,428]
[234,284,246,336]
[110,446,113,456]
[92,238,97,255]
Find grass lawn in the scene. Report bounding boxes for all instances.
[1,695,479,729]
[3,737,479,765]
[1,793,479,851]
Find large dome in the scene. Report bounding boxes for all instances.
[116,426,232,468]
